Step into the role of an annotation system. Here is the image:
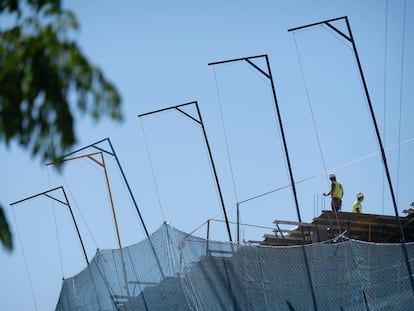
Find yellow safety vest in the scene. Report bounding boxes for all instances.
[332,181,343,199]
[353,200,362,213]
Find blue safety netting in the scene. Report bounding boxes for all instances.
[55,223,414,310]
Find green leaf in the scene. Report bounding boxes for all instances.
[0,0,123,251]
[0,205,12,251]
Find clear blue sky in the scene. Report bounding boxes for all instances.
[1,0,413,309]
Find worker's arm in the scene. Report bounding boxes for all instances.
[323,183,335,196]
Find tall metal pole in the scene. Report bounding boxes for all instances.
[288,16,414,292]
[343,16,414,292]
[194,101,233,242]
[96,153,123,249]
[60,187,89,265]
[10,186,89,265]
[209,55,318,310]
[344,16,405,240]
[288,17,403,227]
[236,203,240,244]
[208,55,305,232]
[99,152,131,296]
[264,55,305,233]
[265,55,318,311]
[138,101,233,242]
[51,138,165,279]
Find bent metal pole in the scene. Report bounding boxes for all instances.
[10,186,89,265]
[208,55,317,310]
[138,101,233,242]
[50,138,165,280]
[208,55,306,241]
[288,16,414,292]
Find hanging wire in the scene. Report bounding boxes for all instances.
[47,167,65,278]
[212,65,239,204]
[396,0,407,204]
[292,29,343,240]
[231,58,296,227]
[322,21,375,139]
[60,172,99,249]
[11,206,39,311]
[382,0,389,215]
[196,116,233,237]
[244,59,290,197]
[212,64,241,240]
[323,19,389,221]
[264,67,298,211]
[174,103,234,240]
[187,133,413,241]
[111,156,148,238]
[351,42,385,165]
[139,117,166,221]
[213,62,278,240]
[239,61,291,234]
[48,154,114,250]
[224,135,414,212]
[293,32,330,185]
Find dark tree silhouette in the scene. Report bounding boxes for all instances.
[0,0,123,251]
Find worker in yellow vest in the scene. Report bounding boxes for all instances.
[352,192,364,213]
[323,173,343,211]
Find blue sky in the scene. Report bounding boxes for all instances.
[1,0,414,309]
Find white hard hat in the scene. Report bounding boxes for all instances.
[329,173,336,179]
[357,192,364,199]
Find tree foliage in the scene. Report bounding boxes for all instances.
[0,0,123,251]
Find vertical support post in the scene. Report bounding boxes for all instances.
[206,219,211,256]
[194,102,233,242]
[264,55,318,311]
[98,153,123,250]
[87,152,130,296]
[61,188,89,265]
[288,15,414,293]
[263,55,305,235]
[343,17,405,240]
[236,202,240,244]
[343,16,414,292]
[207,219,211,240]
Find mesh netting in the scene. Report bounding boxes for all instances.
[55,223,414,310]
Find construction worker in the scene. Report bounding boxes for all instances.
[323,173,343,211]
[352,192,364,213]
